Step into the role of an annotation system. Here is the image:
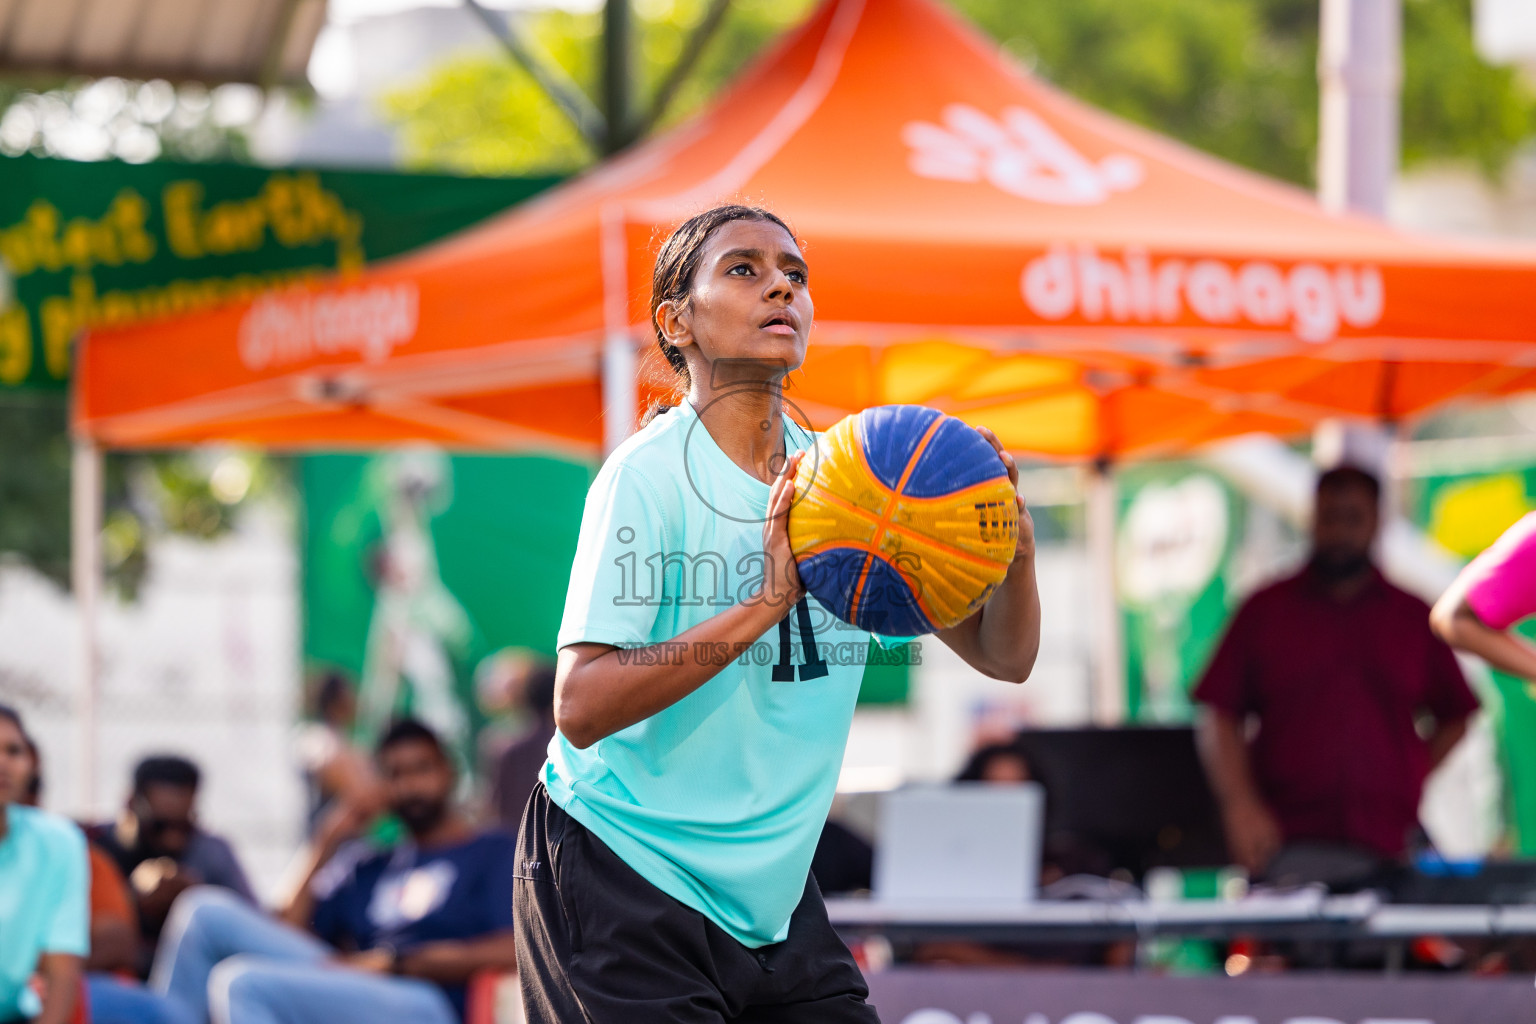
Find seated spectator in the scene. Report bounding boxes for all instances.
[956,741,1034,785]
[84,841,140,977]
[483,655,558,830]
[1194,466,1477,889]
[150,718,517,1024]
[88,755,255,969]
[20,737,138,979]
[83,849,194,1024]
[295,671,382,839]
[17,729,192,1024]
[0,704,87,1024]
[1432,511,1536,683]
[911,738,1125,968]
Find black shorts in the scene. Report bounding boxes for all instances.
[513,783,881,1024]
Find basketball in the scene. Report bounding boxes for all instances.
[789,405,1018,636]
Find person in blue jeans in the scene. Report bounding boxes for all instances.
[87,755,257,971]
[151,719,517,1024]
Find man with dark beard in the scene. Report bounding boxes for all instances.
[1193,466,1478,889]
[150,719,516,1024]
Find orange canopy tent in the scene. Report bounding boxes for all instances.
[77,0,1536,461]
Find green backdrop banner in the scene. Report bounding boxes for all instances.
[301,452,596,761]
[300,450,911,766]
[0,154,559,389]
[1116,461,1245,723]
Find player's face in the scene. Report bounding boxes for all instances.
[678,219,812,378]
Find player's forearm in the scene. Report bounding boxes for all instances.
[556,595,796,749]
[966,555,1041,683]
[1437,603,1536,682]
[934,546,1040,683]
[1468,629,1536,682]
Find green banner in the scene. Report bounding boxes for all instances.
[1116,462,1245,723]
[301,452,596,760]
[300,450,911,766]
[0,155,559,389]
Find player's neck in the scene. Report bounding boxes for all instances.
[689,381,788,485]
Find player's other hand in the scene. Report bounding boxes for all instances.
[975,425,1035,564]
[764,449,807,606]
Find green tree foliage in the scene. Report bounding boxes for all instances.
[953,0,1321,185]
[383,0,818,175]
[383,0,1534,186]
[0,78,275,596]
[0,394,72,586]
[1401,0,1536,174]
[382,15,598,175]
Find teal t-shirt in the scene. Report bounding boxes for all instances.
[547,398,909,947]
[0,805,89,1020]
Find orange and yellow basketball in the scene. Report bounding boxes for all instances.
[789,405,1018,635]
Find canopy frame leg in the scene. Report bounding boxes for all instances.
[1086,461,1125,725]
[71,439,103,816]
[603,334,638,454]
[601,205,638,455]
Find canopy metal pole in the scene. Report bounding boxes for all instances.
[71,439,103,816]
[1086,462,1125,726]
[602,336,638,455]
[1317,0,1401,496]
[601,205,636,455]
[1318,0,1401,216]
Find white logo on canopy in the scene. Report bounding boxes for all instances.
[903,103,1143,205]
[237,283,419,371]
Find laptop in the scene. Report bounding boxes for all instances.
[873,782,1045,903]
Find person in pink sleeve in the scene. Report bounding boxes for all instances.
[1431,512,1536,683]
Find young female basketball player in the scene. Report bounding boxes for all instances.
[514,205,1042,1023]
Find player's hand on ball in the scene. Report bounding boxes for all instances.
[765,448,807,606]
[975,425,1036,564]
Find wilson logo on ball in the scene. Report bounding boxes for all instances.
[788,405,1017,637]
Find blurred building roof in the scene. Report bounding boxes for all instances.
[0,0,327,86]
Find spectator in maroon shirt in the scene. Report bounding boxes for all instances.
[1193,466,1478,887]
